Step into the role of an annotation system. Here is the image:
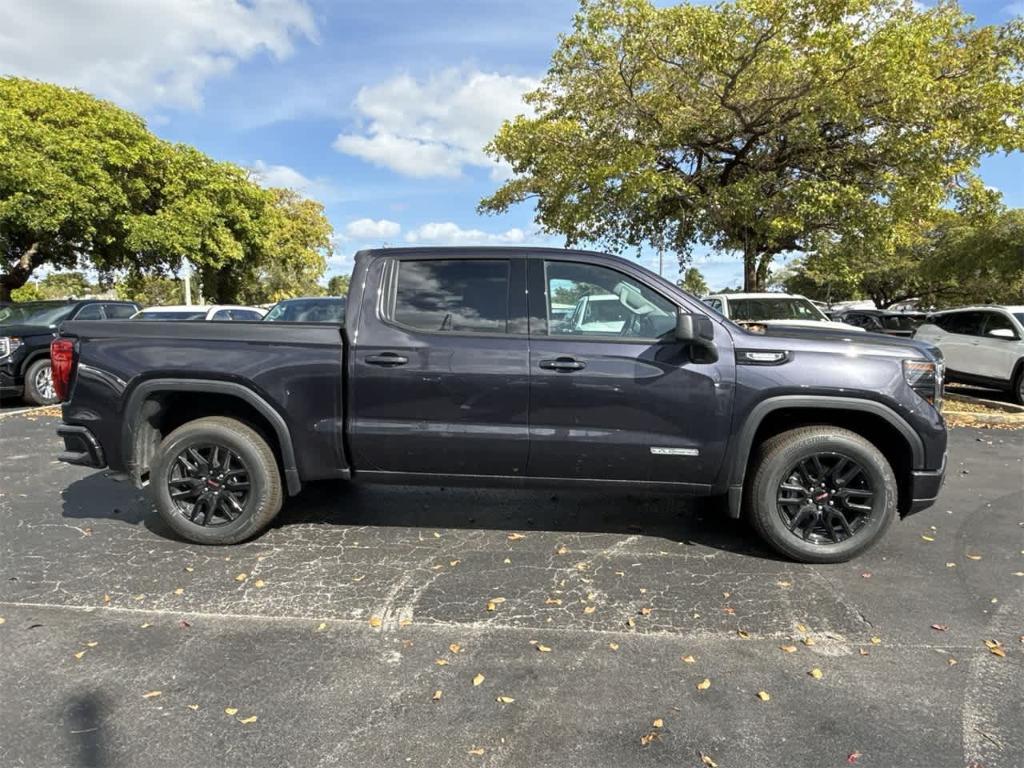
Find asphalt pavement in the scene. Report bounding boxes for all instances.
[0,404,1021,768]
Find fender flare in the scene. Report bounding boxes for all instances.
[122,378,301,495]
[724,395,925,518]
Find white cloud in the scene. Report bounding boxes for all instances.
[343,218,401,240]
[249,161,338,201]
[333,67,539,178]
[0,0,316,110]
[404,222,529,246]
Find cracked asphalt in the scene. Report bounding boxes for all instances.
[0,405,1022,768]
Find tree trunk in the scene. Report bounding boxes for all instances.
[743,242,758,292]
[1,242,43,301]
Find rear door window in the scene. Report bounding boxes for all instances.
[936,311,984,335]
[73,304,104,320]
[391,259,510,334]
[102,303,137,319]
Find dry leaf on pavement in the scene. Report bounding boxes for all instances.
[142,691,161,699]
[696,678,711,690]
[779,645,798,653]
[468,747,485,756]
[757,691,771,701]
[985,640,1006,657]
[609,642,620,651]
[472,673,485,686]
[537,644,552,653]
[507,532,525,541]
[224,707,239,716]
[681,654,696,663]
[238,715,258,724]
[496,696,514,704]
[369,616,382,628]
[432,690,442,701]
[809,668,824,679]
[700,752,718,767]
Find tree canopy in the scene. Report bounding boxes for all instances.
[678,267,709,297]
[480,0,1024,291]
[0,77,333,302]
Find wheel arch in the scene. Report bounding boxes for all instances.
[122,378,301,496]
[725,396,924,519]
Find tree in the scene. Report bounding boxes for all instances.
[115,271,183,307]
[677,267,708,297]
[326,274,350,296]
[480,0,1024,291]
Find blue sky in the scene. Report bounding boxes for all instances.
[1,0,1022,290]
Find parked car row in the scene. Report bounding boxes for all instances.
[0,296,346,405]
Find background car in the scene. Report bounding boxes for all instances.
[830,308,924,337]
[702,292,865,333]
[914,305,1024,403]
[262,297,346,323]
[0,299,140,404]
[131,305,266,321]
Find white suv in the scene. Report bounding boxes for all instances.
[914,305,1024,404]
[702,293,864,333]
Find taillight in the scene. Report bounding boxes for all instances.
[50,338,76,402]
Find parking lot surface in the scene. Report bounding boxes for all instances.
[1,405,1022,768]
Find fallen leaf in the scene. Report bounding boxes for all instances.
[575,562,588,571]
[921,535,935,542]
[640,731,659,747]
[966,554,982,560]
[140,622,151,629]
[184,566,194,573]
[776,580,792,588]
[555,545,569,555]
[801,637,816,646]
[626,617,636,628]
[435,658,448,666]
[178,619,191,629]
[369,616,382,628]
[696,678,711,691]
[143,691,161,699]
[847,751,862,764]
[254,580,266,588]
[85,641,98,648]
[432,532,441,538]
[946,562,957,568]
[700,751,719,767]
[947,657,958,666]
[757,691,770,702]
[503,557,511,564]
[809,668,824,680]
[931,624,949,632]
[870,636,882,645]
[0,617,4,625]
[468,747,485,756]
[235,573,247,582]
[985,640,1006,657]
[609,642,620,651]
[449,643,462,653]
[496,696,515,704]
[545,598,562,605]
[737,629,751,639]
[859,648,870,656]
[73,650,87,660]
[432,690,442,701]
[224,707,239,716]
[352,575,365,582]
[507,532,525,541]
[583,605,596,614]
[186,704,199,711]
[537,644,552,653]
[682,654,697,663]
[639,607,652,616]
[861,572,872,579]
[652,718,664,728]
[399,618,412,627]
[173,588,184,596]
[316,622,327,632]
[472,673,485,686]
[238,715,258,724]
[779,645,798,654]
[103,594,111,604]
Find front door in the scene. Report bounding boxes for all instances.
[349,255,530,476]
[525,257,733,488]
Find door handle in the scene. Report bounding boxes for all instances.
[539,357,586,372]
[365,352,409,367]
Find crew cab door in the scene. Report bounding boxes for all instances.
[976,311,1022,381]
[348,254,530,476]
[525,257,734,488]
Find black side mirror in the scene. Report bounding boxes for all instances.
[675,311,718,362]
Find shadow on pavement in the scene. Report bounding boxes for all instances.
[63,691,110,768]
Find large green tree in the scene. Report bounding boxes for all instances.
[677,267,709,297]
[480,0,1024,291]
[1,77,333,302]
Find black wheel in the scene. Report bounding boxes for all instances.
[1013,364,1024,406]
[746,426,897,563]
[151,416,283,544]
[23,359,57,405]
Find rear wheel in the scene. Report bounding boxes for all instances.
[1013,365,1024,406]
[151,416,283,544]
[23,359,58,405]
[746,426,897,563]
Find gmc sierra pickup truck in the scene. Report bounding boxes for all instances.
[52,247,947,563]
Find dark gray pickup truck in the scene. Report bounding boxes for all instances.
[52,247,947,562]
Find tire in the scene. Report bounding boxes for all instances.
[1012,365,1024,406]
[150,416,283,545]
[23,358,58,405]
[746,426,897,564]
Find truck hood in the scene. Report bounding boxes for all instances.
[0,323,57,338]
[753,324,940,360]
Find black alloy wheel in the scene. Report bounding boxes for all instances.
[776,453,874,545]
[167,444,252,528]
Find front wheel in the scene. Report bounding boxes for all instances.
[150,416,283,544]
[23,359,58,405]
[746,426,897,563]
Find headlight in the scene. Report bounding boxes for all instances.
[903,359,942,409]
[0,336,23,360]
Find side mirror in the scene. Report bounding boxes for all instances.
[988,327,1017,340]
[675,311,718,362]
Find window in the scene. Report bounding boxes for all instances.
[935,311,984,336]
[212,310,233,321]
[544,261,676,339]
[729,297,826,322]
[74,304,104,320]
[703,298,723,313]
[232,310,263,321]
[392,259,509,334]
[103,304,137,319]
[982,312,1019,339]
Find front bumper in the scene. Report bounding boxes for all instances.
[0,366,23,397]
[905,452,947,516]
[57,424,107,468]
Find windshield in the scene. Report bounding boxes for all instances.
[1014,313,1024,327]
[880,315,917,331]
[135,310,208,321]
[729,297,827,322]
[0,301,76,326]
[263,299,345,323]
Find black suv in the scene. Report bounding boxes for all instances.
[0,299,139,405]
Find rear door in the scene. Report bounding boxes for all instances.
[976,311,1021,381]
[929,311,984,374]
[348,255,530,476]
[525,256,733,488]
